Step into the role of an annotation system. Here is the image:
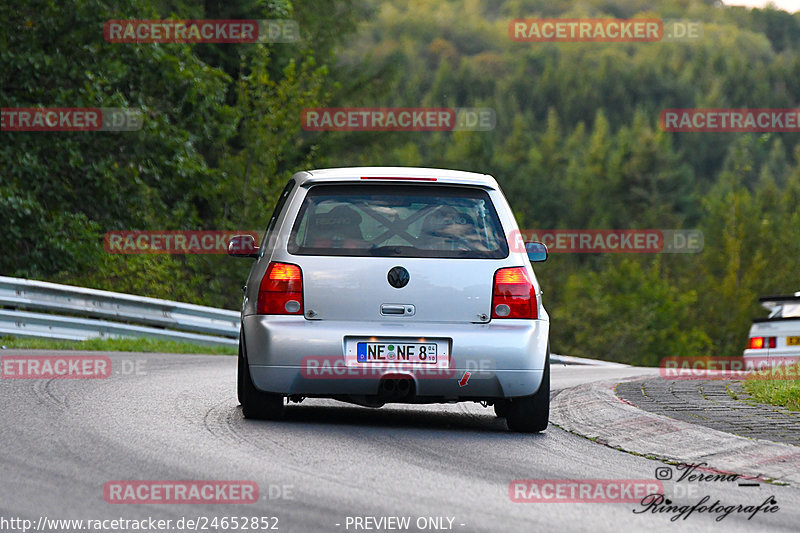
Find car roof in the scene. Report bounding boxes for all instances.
[292,167,499,189]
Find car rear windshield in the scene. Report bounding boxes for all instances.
[288,184,509,258]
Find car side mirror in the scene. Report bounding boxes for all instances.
[526,241,548,262]
[227,235,259,258]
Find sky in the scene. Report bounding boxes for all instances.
[721,0,800,12]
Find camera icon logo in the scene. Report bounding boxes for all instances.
[655,467,673,480]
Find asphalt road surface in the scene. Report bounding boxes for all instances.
[1,351,797,533]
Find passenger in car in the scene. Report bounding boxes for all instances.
[307,205,365,248]
[419,206,481,251]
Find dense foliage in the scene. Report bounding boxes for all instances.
[2,0,799,364]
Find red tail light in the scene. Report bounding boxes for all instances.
[748,336,776,349]
[257,262,303,315]
[492,267,537,319]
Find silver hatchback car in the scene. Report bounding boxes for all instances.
[228,167,550,432]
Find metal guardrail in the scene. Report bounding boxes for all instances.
[0,276,631,359]
[0,276,239,346]
[550,353,629,367]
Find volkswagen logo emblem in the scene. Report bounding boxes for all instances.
[387,266,410,288]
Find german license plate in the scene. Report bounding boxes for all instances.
[787,336,800,346]
[356,342,437,364]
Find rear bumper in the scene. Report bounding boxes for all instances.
[743,348,800,358]
[242,315,549,399]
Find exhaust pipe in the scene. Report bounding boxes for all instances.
[342,377,415,406]
[378,377,414,401]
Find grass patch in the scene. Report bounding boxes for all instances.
[742,364,800,411]
[0,336,236,355]
[726,383,740,401]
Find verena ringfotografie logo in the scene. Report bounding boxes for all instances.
[104,19,299,43]
[634,493,779,522]
[659,356,800,380]
[511,229,703,253]
[104,481,258,504]
[509,479,663,503]
[301,107,495,131]
[509,19,701,42]
[661,109,800,132]
[2,356,112,379]
[104,230,259,254]
[1,108,142,132]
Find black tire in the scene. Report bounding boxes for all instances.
[506,350,550,433]
[237,342,245,405]
[239,340,285,420]
[493,400,510,418]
